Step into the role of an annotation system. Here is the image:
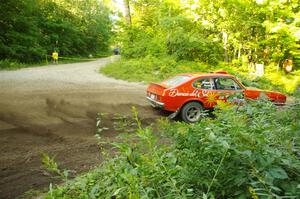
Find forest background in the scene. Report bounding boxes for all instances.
[102,0,300,96]
[1,0,300,68]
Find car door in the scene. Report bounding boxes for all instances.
[192,77,219,108]
[213,77,244,103]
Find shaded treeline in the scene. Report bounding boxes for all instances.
[0,0,112,63]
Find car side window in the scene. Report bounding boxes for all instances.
[214,77,241,90]
[193,78,214,90]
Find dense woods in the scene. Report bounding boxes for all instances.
[100,0,300,96]
[115,0,300,68]
[0,0,112,63]
[1,0,299,67]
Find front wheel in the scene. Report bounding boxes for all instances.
[181,102,204,123]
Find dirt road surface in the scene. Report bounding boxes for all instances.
[0,56,160,198]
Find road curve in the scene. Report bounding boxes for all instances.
[0,56,157,198]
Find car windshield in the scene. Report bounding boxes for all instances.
[162,75,192,87]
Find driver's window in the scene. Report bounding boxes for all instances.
[214,78,241,90]
[193,78,214,90]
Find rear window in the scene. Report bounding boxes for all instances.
[162,75,192,87]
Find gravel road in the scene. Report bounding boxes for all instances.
[0,56,159,198]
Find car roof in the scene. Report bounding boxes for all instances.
[178,71,235,78]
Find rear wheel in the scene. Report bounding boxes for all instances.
[181,102,204,123]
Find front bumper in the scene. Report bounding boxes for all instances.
[146,96,164,109]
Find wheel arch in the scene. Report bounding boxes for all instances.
[179,99,204,113]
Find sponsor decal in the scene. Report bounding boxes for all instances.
[168,89,209,97]
[168,89,220,106]
[168,89,213,97]
[205,92,219,106]
[167,89,244,107]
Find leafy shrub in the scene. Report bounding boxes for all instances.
[0,59,25,70]
[120,27,167,59]
[45,101,300,198]
[167,30,223,64]
[165,100,300,198]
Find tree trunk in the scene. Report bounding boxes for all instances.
[223,32,229,63]
[238,44,241,59]
[234,48,237,60]
[124,0,131,26]
[277,60,280,72]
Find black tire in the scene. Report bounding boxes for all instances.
[181,102,204,123]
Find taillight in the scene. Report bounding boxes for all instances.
[148,92,161,101]
[156,95,161,101]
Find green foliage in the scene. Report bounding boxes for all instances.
[119,26,167,59]
[107,0,300,95]
[114,0,300,68]
[45,101,300,198]
[113,113,137,133]
[0,59,26,70]
[0,0,112,64]
[167,27,223,64]
[165,101,300,198]
[42,153,70,181]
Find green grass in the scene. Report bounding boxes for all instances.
[101,56,300,96]
[101,56,211,83]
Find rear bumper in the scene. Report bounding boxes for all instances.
[146,96,164,109]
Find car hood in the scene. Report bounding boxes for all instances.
[246,87,283,95]
[244,87,286,103]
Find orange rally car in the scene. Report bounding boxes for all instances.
[146,71,286,123]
